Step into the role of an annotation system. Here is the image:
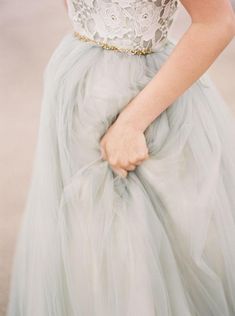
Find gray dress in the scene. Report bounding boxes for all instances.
[7,0,235,315]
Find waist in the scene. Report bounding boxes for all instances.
[73,31,168,56]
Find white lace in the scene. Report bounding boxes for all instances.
[67,0,179,51]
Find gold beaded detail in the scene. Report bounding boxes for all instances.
[74,31,153,55]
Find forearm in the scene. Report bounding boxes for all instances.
[118,19,235,132]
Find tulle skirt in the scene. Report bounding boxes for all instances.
[7,33,235,316]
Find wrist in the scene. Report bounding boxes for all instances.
[116,112,147,133]
[117,107,150,133]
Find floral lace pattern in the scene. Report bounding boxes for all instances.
[67,0,179,51]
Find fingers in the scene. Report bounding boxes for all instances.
[100,146,129,177]
[100,141,149,176]
[125,164,137,171]
[129,152,149,166]
[125,151,149,168]
[101,149,149,166]
[111,166,128,178]
[100,145,108,160]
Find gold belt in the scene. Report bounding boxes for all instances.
[74,31,153,55]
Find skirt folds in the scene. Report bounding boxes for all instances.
[7,33,235,316]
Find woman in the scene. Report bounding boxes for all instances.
[7,0,235,315]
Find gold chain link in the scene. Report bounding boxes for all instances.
[74,31,153,55]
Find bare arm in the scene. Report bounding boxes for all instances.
[100,0,235,177]
[117,0,235,131]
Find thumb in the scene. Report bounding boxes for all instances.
[100,146,107,160]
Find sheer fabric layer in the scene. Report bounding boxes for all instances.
[7,34,235,316]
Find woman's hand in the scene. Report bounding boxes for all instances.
[100,118,149,177]
[102,1,235,137]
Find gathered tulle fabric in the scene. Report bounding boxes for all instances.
[7,33,235,316]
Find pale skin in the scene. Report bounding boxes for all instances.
[64,0,235,178]
[99,0,235,177]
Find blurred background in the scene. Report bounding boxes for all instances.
[0,1,234,315]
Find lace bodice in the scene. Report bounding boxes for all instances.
[67,0,179,52]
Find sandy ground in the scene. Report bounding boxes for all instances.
[0,1,234,315]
